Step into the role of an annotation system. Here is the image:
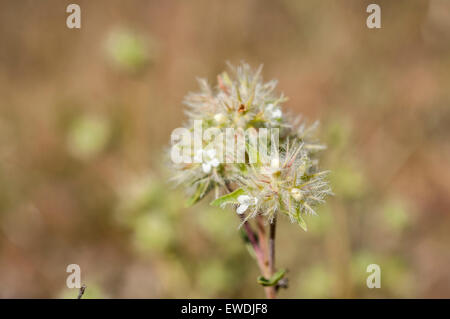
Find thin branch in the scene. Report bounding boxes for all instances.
[77,284,86,299]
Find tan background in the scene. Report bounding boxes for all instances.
[0,0,449,298]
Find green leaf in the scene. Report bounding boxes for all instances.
[295,208,308,231]
[210,188,246,208]
[257,269,286,287]
[186,181,209,207]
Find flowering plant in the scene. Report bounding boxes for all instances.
[169,63,331,298]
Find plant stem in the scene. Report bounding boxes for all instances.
[256,215,276,299]
[240,215,264,269]
[236,215,271,298]
[224,183,276,298]
[255,215,269,271]
[269,216,277,275]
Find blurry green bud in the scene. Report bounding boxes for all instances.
[67,114,110,160]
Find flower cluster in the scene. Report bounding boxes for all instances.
[169,62,331,230]
[183,63,287,130]
[234,142,331,230]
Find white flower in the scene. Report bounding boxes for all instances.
[266,103,282,119]
[195,149,220,173]
[236,195,258,215]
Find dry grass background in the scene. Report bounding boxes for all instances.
[0,0,449,298]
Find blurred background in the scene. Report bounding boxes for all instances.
[0,0,449,298]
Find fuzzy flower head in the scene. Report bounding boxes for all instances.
[169,62,331,230]
[233,142,332,230]
[183,63,288,130]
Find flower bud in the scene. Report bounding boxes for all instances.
[290,188,303,201]
[270,157,280,169]
[214,113,226,124]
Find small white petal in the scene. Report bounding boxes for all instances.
[205,149,216,158]
[236,204,249,215]
[272,109,282,118]
[194,149,203,162]
[210,158,220,167]
[237,195,250,204]
[202,163,211,173]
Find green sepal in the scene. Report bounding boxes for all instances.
[210,188,246,208]
[257,269,286,287]
[295,207,308,231]
[186,181,209,207]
